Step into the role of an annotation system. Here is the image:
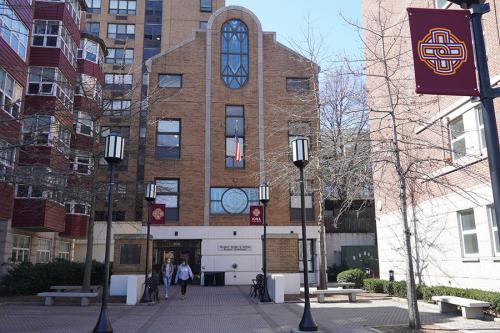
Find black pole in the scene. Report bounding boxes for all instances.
[260,202,272,303]
[140,201,153,303]
[93,164,115,333]
[470,3,500,246]
[298,167,318,332]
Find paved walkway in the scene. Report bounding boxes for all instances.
[0,285,499,333]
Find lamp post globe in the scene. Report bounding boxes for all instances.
[290,137,318,332]
[259,182,271,303]
[141,182,156,304]
[94,133,124,333]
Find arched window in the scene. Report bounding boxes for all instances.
[221,19,249,89]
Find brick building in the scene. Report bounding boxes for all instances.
[0,0,107,275]
[363,0,500,291]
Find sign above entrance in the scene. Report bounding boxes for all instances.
[151,204,165,224]
[407,8,479,96]
[249,205,263,225]
[217,245,253,252]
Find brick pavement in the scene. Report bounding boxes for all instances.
[0,286,499,333]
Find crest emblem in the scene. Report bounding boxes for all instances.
[152,208,164,220]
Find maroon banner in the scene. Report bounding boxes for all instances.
[151,204,166,225]
[407,8,479,96]
[249,206,263,225]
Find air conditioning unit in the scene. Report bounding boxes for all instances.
[116,15,127,20]
[86,14,92,19]
[114,40,126,45]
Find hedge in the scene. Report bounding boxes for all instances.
[363,278,500,314]
[337,268,366,287]
[0,260,106,296]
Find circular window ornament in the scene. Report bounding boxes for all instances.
[221,188,248,214]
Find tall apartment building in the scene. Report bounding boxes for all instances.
[0,0,107,275]
[363,0,500,291]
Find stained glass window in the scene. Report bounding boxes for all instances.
[221,19,249,89]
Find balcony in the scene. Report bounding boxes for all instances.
[12,199,65,232]
[62,214,88,238]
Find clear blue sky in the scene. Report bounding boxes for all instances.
[225,0,362,61]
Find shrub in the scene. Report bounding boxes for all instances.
[363,278,384,293]
[327,263,348,282]
[0,260,106,296]
[337,268,366,287]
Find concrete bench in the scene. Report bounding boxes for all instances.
[432,296,490,319]
[329,282,355,289]
[37,292,98,306]
[304,287,363,303]
[50,286,101,293]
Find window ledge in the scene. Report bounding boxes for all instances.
[424,156,487,181]
[462,257,480,262]
[493,257,500,262]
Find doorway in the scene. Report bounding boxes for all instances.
[153,240,202,284]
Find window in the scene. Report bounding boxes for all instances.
[106,48,134,64]
[32,20,77,66]
[435,0,451,8]
[58,241,70,260]
[11,235,30,262]
[65,201,90,215]
[71,152,92,175]
[104,73,133,89]
[109,0,136,15]
[103,99,131,117]
[156,120,180,158]
[158,74,182,88]
[156,179,179,221]
[290,180,315,221]
[86,0,101,13]
[144,23,161,42]
[200,0,212,12]
[75,112,94,136]
[15,167,66,202]
[210,187,259,215]
[95,210,126,221]
[458,210,479,256]
[221,19,249,89]
[27,67,74,109]
[287,78,311,92]
[107,24,135,40]
[75,74,102,102]
[97,182,127,200]
[85,22,100,36]
[36,238,52,263]
[22,115,52,145]
[0,139,14,180]
[100,126,130,142]
[449,116,466,161]
[0,67,22,118]
[78,39,98,63]
[488,206,500,255]
[0,0,29,60]
[225,106,244,168]
[298,239,315,273]
[64,0,81,26]
[200,21,208,30]
[476,106,486,154]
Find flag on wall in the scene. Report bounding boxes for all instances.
[234,128,241,162]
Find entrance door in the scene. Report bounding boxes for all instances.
[153,240,202,284]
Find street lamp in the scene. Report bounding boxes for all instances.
[140,182,157,303]
[94,133,124,333]
[259,182,272,303]
[291,137,318,332]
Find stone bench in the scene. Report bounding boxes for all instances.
[50,286,101,293]
[432,296,490,319]
[37,292,98,306]
[305,288,363,303]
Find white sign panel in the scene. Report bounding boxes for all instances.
[217,245,253,252]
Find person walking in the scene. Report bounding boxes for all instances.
[161,258,174,299]
[175,259,193,299]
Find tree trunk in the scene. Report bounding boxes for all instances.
[82,212,95,292]
[318,213,328,290]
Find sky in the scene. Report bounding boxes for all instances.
[225,0,362,62]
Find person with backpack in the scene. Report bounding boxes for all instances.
[161,258,174,299]
[175,259,193,299]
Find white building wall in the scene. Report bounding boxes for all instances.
[377,184,500,291]
[325,233,376,266]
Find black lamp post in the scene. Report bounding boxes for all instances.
[94,133,125,333]
[140,182,157,303]
[259,182,272,303]
[291,137,318,332]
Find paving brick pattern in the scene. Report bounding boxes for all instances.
[0,286,499,333]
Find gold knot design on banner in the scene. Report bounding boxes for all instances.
[418,28,468,76]
[152,208,164,220]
